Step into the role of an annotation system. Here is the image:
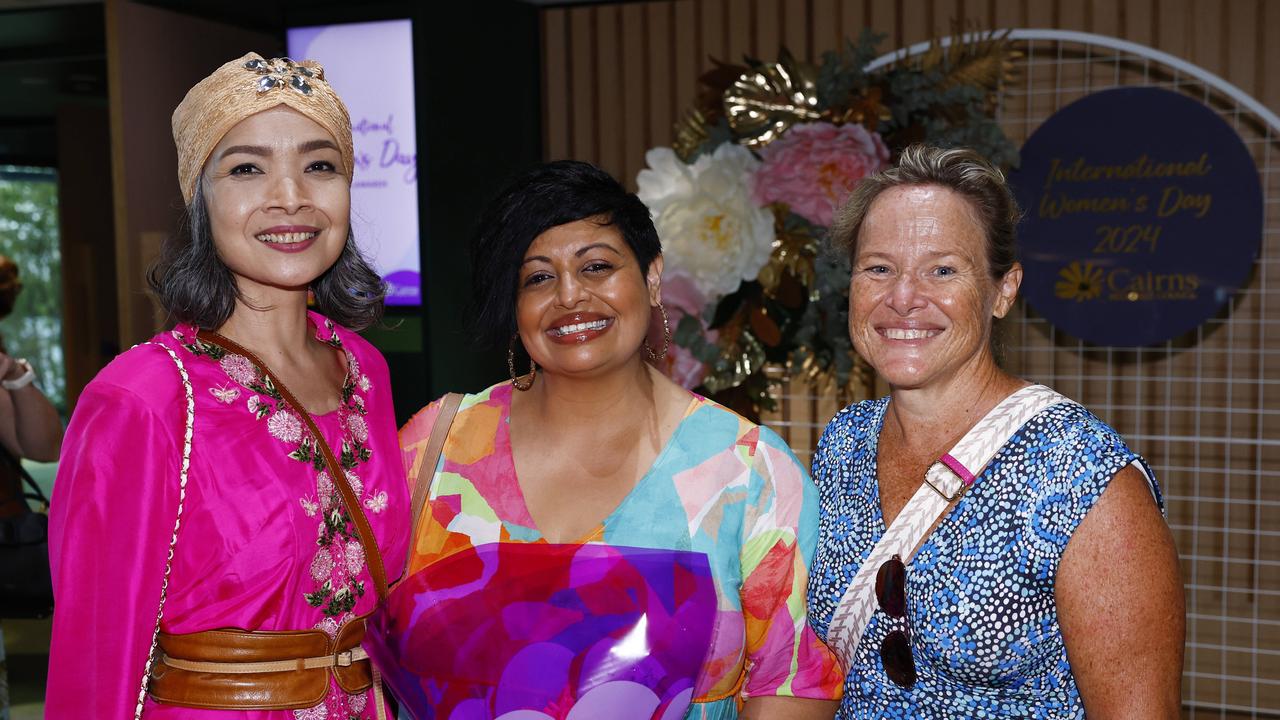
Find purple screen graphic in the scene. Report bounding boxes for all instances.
[288,19,422,306]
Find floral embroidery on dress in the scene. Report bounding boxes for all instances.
[171,321,376,618]
[174,321,377,720]
[364,491,388,514]
[210,385,240,403]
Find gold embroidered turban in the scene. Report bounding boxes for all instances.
[171,52,355,204]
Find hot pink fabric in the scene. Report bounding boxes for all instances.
[46,312,409,719]
[940,453,976,487]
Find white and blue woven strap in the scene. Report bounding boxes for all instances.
[825,384,1071,669]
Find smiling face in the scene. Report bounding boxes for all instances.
[848,184,1021,390]
[516,218,662,379]
[201,106,350,300]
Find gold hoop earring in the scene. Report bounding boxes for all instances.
[508,334,536,391]
[644,303,671,362]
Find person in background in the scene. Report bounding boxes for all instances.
[47,54,408,718]
[0,255,62,468]
[0,254,62,720]
[371,161,843,719]
[805,145,1183,719]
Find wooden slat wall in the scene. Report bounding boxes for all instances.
[541,0,1278,190]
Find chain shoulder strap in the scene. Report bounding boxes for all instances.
[133,342,196,719]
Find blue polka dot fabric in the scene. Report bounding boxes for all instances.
[806,396,1162,719]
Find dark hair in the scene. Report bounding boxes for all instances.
[148,177,385,331]
[829,144,1021,279]
[468,160,661,349]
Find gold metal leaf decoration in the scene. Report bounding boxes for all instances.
[702,309,767,395]
[758,204,819,296]
[824,86,892,131]
[672,108,710,163]
[723,49,822,148]
[796,354,875,408]
[911,25,1021,94]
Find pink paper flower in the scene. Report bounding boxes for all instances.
[664,344,714,390]
[653,269,719,390]
[751,122,889,227]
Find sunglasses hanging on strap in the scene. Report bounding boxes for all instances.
[825,384,1073,686]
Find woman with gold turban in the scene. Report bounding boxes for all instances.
[47,54,407,719]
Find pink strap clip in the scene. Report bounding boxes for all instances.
[939,453,976,487]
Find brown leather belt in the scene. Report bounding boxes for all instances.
[148,616,372,710]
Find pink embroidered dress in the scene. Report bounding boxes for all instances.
[47,312,409,719]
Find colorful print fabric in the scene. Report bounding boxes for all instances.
[806,397,1162,719]
[379,382,843,720]
[368,543,718,719]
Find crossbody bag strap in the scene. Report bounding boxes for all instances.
[826,384,1072,668]
[135,341,197,720]
[407,393,463,564]
[196,329,389,601]
[0,442,48,508]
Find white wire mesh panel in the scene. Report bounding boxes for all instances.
[763,30,1278,719]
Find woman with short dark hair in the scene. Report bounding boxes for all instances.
[48,54,408,718]
[806,145,1183,718]
[371,160,843,719]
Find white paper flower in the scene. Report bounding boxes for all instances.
[637,144,776,302]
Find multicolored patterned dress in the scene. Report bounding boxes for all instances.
[367,382,843,720]
[47,312,410,719]
[806,397,1162,719]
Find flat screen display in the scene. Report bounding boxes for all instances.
[288,19,421,306]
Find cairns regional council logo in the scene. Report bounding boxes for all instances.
[1054,261,1104,302]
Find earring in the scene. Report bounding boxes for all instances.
[508,334,536,391]
[644,303,671,362]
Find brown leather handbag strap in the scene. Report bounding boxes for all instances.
[196,330,388,601]
[408,393,463,564]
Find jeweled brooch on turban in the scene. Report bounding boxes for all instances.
[243,56,323,96]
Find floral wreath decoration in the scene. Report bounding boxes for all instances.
[638,28,1022,419]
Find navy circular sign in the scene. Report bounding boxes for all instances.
[1009,87,1262,347]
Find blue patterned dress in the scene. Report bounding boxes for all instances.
[806,396,1162,719]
